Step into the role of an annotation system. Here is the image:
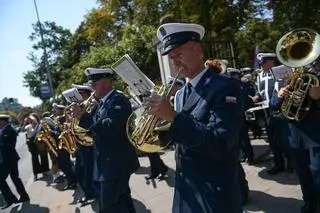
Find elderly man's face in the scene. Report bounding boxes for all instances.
[262,59,274,71]
[92,78,111,99]
[168,42,202,78]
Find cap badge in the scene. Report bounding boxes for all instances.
[159,27,167,36]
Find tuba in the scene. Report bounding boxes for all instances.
[276,28,320,121]
[126,71,181,153]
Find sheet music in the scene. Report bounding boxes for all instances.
[62,88,83,103]
[271,65,293,83]
[111,54,155,96]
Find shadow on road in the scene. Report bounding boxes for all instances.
[133,198,152,213]
[135,166,175,188]
[258,167,299,185]
[244,190,303,213]
[8,202,49,213]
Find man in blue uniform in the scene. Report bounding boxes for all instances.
[256,53,276,103]
[71,83,96,206]
[147,22,244,213]
[256,53,288,174]
[228,68,255,164]
[240,67,263,139]
[271,60,320,213]
[0,115,30,209]
[54,105,78,190]
[72,68,139,213]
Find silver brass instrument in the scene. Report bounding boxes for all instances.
[276,28,320,121]
[126,71,181,153]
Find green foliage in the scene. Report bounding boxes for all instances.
[24,0,320,106]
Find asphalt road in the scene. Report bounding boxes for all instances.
[0,132,33,208]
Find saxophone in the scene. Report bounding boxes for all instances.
[37,119,58,156]
[276,28,320,121]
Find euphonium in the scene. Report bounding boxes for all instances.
[276,28,320,121]
[126,72,181,153]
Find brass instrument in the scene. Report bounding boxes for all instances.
[276,28,320,121]
[56,91,96,154]
[70,91,97,147]
[126,72,181,153]
[37,119,58,156]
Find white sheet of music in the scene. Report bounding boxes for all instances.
[62,88,83,103]
[111,54,155,96]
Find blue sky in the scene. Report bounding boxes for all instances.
[0,0,97,107]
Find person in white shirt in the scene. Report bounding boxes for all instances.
[21,114,49,181]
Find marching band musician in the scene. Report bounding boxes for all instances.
[53,104,77,190]
[227,68,255,164]
[147,22,244,213]
[240,67,263,139]
[144,76,184,181]
[72,68,139,213]
[256,53,276,103]
[0,115,30,209]
[21,114,49,181]
[70,83,96,206]
[256,53,288,175]
[271,59,320,213]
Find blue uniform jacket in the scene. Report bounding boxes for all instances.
[170,68,244,213]
[241,81,255,111]
[79,90,139,181]
[0,124,19,166]
[270,80,320,148]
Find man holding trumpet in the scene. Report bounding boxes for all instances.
[72,68,139,213]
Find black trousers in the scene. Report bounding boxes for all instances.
[239,163,249,205]
[75,156,96,198]
[291,147,320,203]
[99,178,136,213]
[0,161,29,203]
[239,123,254,161]
[57,149,76,184]
[28,142,49,175]
[147,152,168,176]
[268,113,291,168]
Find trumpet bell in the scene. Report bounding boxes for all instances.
[126,107,172,153]
[276,28,320,67]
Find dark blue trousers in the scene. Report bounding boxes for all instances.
[75,156,96,198]
[99,177,136,213]
[57,149,76,185]
[291,147,320,202]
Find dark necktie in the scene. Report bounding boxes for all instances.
[183,82,192,105]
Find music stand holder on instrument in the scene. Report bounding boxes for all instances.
[62,88,83,103]
[111,54,155,98]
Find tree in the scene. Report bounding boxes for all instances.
[23,21,72,100]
